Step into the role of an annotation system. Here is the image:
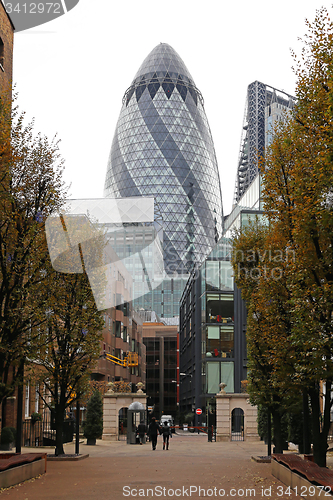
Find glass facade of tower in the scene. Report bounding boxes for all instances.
[234,81,295,204]
[104,43,223,275]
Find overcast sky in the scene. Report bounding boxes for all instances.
[12,0,331,216]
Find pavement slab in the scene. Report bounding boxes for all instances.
[0,435,303,499]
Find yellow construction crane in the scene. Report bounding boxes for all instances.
[104,352,138,368]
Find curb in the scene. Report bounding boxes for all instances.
[47,454,89,461]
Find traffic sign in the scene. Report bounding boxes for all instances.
[196,408,202,415]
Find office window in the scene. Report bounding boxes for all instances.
[206,362,234,394]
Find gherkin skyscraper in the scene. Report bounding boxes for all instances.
[104,43,223,274]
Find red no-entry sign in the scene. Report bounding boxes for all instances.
[196,408,202,415]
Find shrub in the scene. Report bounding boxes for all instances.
[1,427,14,444]
[8,427,16,441]
[31,412,42,423]
[83,391,103,440]
[184,412,194,425]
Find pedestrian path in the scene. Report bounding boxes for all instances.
[0,435,302,499]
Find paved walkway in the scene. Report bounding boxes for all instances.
[1,435,301,499]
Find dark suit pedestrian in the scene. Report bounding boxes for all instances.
[161,421,172,450]
[137,422,146,444]
[148,417,160,450]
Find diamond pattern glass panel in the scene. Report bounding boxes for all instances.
[104,43,223,274]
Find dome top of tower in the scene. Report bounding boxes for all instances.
[132,43,194,85]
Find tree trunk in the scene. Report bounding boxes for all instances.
[267,408,272,456]
[303,390,311,455]
[2,398,6,428]
[15,359,24,454]
[271,408,284,453]
[309,383,330,467]
[54,405,65,456]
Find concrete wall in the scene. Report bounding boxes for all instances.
[0,455,46,489]
[272,460,325,500]
[215,393,259,442]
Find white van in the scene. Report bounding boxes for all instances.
[160,415,174,432]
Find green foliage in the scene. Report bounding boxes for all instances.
[8,426,16,441]
[83,391,103,440]
[1,427,14,444]
[288,412,303,448]
[232,7,333,466]
[184,412,194,425]
[257,405,269,442]
[32,263,104,455]
[257,406,288,446]
[0,90,67,402]
[31,412,42,423]
[278,413,289,447]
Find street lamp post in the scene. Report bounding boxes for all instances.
[75,397,80,455]
[178,372,193,420]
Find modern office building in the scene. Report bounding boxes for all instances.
[142,317,178,420]
[179,81,294,424]
[179,178,262,422]
[63,197,164,309]
[63,196,185,318]
[233,81,295,204]
[104,43,223,276]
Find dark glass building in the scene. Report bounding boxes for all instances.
[104,43,223,275]
[143,322,178,419]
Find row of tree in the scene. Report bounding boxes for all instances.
[231,8,333,467]
[0,89,104,455]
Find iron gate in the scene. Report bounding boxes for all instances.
[231,408,244,441]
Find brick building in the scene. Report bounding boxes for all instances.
[0,1,14,92]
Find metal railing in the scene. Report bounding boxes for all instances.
[22,412,74,447]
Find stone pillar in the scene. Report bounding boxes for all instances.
[103,394,118,441]
[216,393,231,442]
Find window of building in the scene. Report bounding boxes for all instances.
[206,261,219,290]
[25,382,30,418]
[206,324,234,359]
[115,321,121,337]
[206,293,234,323]
[207,326,219,339]
[0,37,4,70]
[206,361,234,394]
[35,384,39,413]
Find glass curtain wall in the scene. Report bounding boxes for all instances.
[200,237,234,396]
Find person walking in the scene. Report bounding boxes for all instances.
[161,421,172,450]
[137,421,147,445]
[148,417,160,450]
